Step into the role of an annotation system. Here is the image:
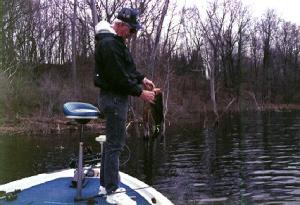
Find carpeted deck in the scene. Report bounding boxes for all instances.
[0,177,150,205]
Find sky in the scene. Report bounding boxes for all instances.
[242,0,300,24]
[183,0,300,25]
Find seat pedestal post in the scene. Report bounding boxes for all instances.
[75,125,84,201]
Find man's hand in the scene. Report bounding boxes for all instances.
[142,78,155,91]
[140,90,155,104]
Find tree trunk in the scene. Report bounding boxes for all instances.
[0,1,3,69]
[90,0,98,31]
[149,0,169,79]
[71,0,77,96]
[210,64,218,119]
[236,29,243,100]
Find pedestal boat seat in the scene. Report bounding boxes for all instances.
[63,102,100,201]
[63,102,100,123]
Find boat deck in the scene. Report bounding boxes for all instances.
[1,177,150,205]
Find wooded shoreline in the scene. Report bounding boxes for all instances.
[1,104,299,135]
[2,0,300,135]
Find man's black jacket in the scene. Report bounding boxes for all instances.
[94,33,144,96]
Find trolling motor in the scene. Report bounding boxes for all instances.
[63,102,100,201]
[69,151,101,169]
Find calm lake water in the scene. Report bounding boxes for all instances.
[1,111,300,204]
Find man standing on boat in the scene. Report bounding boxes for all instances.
[94,8,155,205]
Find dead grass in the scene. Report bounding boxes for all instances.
[0,116,105,135]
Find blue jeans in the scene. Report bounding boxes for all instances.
[99,91,128,194]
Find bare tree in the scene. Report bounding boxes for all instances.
[234,1,251,100]
[149,0,170,78]
[274,21,300,102]
[259,9,279,102]
[71,0,77,95]
[199,0,224,118]
[249,22,263,101]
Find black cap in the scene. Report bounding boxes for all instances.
[117,8,142,30]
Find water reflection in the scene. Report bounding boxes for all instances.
[1,111,300,204]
